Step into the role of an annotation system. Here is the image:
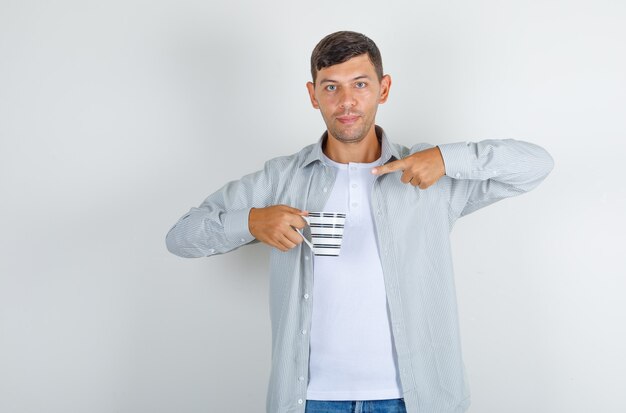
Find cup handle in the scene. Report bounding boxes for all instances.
[296,228,314,249]
[296,216,313,249]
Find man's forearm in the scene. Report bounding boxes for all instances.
[438,139,554,190]
[166,206,255,258]
[437,139,554,218]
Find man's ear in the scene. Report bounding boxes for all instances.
[378,74,392,104]
[306,81,319,109]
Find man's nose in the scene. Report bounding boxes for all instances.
[339,88,356,109]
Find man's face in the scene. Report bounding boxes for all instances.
[306,54,391,144]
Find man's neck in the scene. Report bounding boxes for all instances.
[323,126,381,164]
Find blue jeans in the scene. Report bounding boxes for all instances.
[305,399,406,413]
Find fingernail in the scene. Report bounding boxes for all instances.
[371,168,378,174]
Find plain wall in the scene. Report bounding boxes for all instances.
[1,0,625,412]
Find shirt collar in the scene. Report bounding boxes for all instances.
[302,125,400,167]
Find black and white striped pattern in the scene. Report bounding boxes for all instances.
[305,212,346,257]
[165,126,554,413]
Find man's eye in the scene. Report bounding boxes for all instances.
[325,85,337,91]
[355,82,367,88]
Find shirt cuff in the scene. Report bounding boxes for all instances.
[223,208,255,245]
[437,142,473,180]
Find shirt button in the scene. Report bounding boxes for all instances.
[298,376,305,381]
[208,249,215,254]
[303,294,309,299]
[298,399,304,404]
[240,238,246,243]
[455,172,461,178]
[301,329,307,335]
[323,187,328,193]
[304,256,309,261]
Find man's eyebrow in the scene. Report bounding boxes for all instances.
[319,75,372,84]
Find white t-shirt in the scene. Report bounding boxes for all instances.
[306,153,403,401]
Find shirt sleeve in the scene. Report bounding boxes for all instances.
[165,161,275,258]
[437,139,554,220]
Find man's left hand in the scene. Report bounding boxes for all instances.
[372,146,446,189]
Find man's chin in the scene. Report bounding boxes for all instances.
[334,135,366,144]
[329,126,368,144]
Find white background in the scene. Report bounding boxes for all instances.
[1,0,625,412]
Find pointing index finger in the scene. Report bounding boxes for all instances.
[372,159,405,176]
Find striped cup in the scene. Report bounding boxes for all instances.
[299,212,346,257]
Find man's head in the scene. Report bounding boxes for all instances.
[310,31,383,84]
[307,31,391,145]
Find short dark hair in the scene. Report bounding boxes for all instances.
[310,31,383,83]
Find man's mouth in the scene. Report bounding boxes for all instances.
[336,115,360,125]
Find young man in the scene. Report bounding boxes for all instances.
[166,31,553,413]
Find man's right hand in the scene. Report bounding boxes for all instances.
[248,205,309,252]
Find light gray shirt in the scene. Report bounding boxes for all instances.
[165,126,554,413]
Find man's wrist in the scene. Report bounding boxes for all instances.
[437,142,473,180]
[224,208,255,244]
